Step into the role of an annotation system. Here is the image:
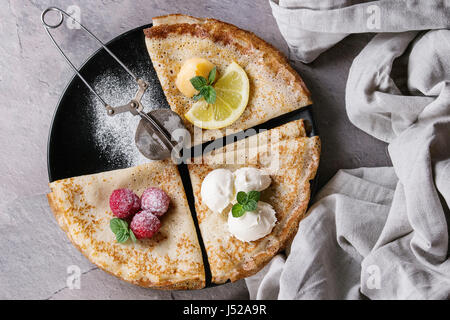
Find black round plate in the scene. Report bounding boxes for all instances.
[47,24,318,288]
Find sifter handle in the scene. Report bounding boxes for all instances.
[41,7,141,110]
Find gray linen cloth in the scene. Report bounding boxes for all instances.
[269,0,450,63]
[245,1,450,299]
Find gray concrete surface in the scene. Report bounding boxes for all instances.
[0,0,390,299]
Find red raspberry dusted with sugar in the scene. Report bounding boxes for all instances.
[109,188,141,219]
[140,187,170,217]
[130,210,161,239]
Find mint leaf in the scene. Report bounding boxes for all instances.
[192,92,203,101]
[129,230,137,243]
[110,218,135,243]
[199,86,210,100]
[232,204,245,217]
[197,86,216,104]
[190,76,207,90]
[243,199,257,212]
[232,191,262,218]
[236,191,248,205]
[204,86,217,104]
[110,218,128,234]
[115,229,130,243]
[247,191,260,202]
[189,72,217,104]
[208,66,217,84]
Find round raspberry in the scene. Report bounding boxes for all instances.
[140,187,170,217]
[109,189,141,219]
[130,210,161,239]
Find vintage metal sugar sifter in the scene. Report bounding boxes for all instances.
[41,7,187,161]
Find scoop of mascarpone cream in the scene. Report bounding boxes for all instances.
[201,168,234,213]
[228,201,277,242]
[233,167,271,194]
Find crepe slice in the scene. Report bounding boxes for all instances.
[47,160,205,289]
[144,14,312,143]
[187,119,320,283]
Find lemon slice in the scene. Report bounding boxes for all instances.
[185,61,249,129]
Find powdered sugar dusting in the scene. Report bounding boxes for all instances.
[88,64,168,167]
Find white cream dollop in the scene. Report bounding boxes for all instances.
[233,167,271,194]
[228,201,277,242]
[201,169,234,213]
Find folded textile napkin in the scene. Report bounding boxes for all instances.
[246,0,450,299]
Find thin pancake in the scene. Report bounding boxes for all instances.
[47,160,205,289]
[187,120,320,283]
[144,14,312,143]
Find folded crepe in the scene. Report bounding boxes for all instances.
[47,160,205,289]
[144,14,312,143]
[188,119,320,283]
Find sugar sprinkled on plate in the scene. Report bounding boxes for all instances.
[88,64,169,167]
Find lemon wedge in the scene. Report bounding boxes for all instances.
[185,61,249,129]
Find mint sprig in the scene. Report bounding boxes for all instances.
[110,218,137,243]
[232,191,261,218]
[190,67,217,104]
